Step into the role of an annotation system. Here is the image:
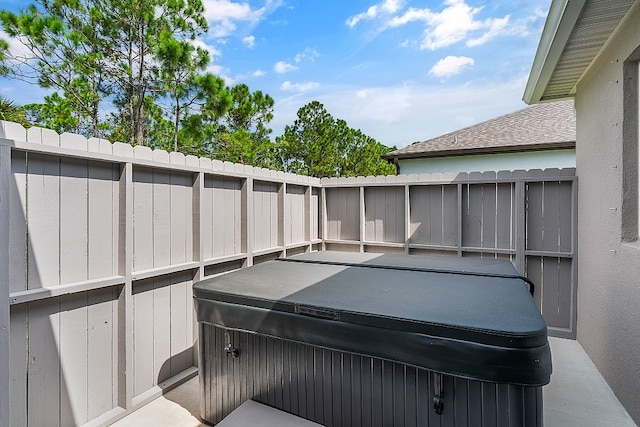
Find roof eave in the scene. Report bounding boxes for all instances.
[382,141,576,161]
[523,0,587,105]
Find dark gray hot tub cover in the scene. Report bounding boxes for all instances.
[193,251,552,386]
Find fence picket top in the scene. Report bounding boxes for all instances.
[235,163,247,175]
[185,155,199,167]
[244,165,255,176]
[223,161,235,172]
[27,126,59,146]
[60,132,87,151]
[560,168,576,176]
[481,171,497,180]
[211,159,224,171]
[416,173,432,183]
[199,157,212,169]
[512,169,529,179]
[112,141,133,157]
[542,168,561,178]
[406,173,420,182]
[452,171,469,182]
[153,148,170,163]
[528,169,545,178]
[276,170,285,180]
[0,120,26,140]
[89,138,113,155]
[468,171,484,181]
[394,174,408,183]
[134,145,153,160]
[497,170,513,180]
[169,151,186,165]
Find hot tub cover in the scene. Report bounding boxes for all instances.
[194,251,552,386]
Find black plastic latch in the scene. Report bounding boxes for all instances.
[224,331,239,358]
[433,372,444,415]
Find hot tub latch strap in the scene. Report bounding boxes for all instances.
[433,372,444,415]
[224,331,239,358]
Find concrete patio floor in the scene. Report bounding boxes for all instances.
[110,337,636,426]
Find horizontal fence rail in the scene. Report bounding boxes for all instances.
[0,120,577,426]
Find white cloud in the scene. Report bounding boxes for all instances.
[270,76,529,148]
[346,0,405,28]
[429,55,474,78]
[274,61,298,74]
[252,70,265,77]
[202,0,283,37]
[190,38,222,60]
[467,15,510,47]
[242,35,256,48]
[294,48,320,63]
[383,0,511,50]
[281,81,319,92]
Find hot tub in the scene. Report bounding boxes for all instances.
[194,251,552,426]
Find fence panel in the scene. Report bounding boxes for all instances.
[326,187,360,241]
[364,187,404,243]
[1,122,322,427]
[409,185,457,246]
[321,169,577,338]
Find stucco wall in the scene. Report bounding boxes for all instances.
[574,3,640,423]
[397,149,575,175]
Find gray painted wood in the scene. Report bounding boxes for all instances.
[60,157,89,284]
[8,151,27,293]
[0,145,11,427]
[326,188,359,241]
[3,126,572,425]
[27,153,61,289]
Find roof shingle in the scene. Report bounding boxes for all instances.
[383,100,575,160]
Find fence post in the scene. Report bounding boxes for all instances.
[405,184,410,254]
[515,181,526,274]
[193,172,204,283]
[321,187,327,251]
[0,144,11,427]
[243,177,254,266]
[117,161,134,409]
[359,186,365,252]
[457,183,463,257]
[279,182,286,255]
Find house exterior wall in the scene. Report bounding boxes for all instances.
[574,3,640,423]
[397,149,575,175]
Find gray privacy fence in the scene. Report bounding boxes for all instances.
[319,169,577,340]
[0,120,576,426]
[0,121,321,427]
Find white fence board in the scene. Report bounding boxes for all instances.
[9,305,27,426]
[133,278,155,396]
[60,158,89,285]
[133,168,154,271]
[153,171,172,268]
[27,154,61,289]
[286,185,306,245]
[9,151,27,293]
[88,161,119,279]
[87,287,118,420]
[59,292,89,426]
[27,298,61,426]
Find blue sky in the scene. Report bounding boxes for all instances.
[0,0,550,148]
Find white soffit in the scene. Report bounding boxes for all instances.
[524,0,636,104]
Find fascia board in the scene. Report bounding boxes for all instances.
[523,0,587,104]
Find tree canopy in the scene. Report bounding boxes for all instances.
[277,101,396,178]
[0,1,396,177]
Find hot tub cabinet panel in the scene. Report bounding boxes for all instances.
[194,252,551,426]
